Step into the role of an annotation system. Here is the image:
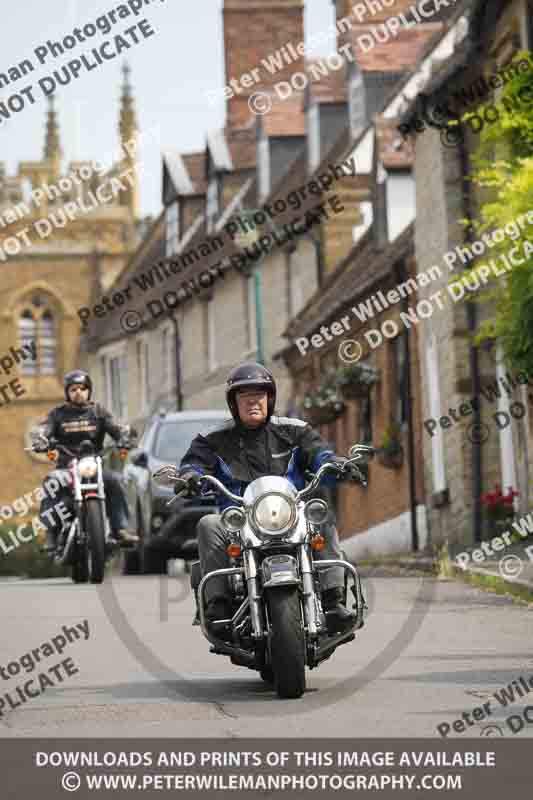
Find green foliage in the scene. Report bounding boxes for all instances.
[0,522,67,579]
[463,52,533,372]
[381,421,402,455]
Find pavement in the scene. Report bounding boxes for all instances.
[1,567,532,739]
[449,537,533,593]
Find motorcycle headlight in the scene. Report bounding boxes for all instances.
[304,499,328,525]
[252,493,296,536]
[221,506,246,533]
[78,457,98,478]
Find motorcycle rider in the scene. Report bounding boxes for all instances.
[177,362,366,632]
[33,369,139,553]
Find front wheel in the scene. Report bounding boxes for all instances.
[266,587,306,699]
[72,526,89,584]
[85,498,106,584]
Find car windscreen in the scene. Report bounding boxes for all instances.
[152,419,227,463]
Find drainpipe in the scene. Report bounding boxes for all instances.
[253,263,265,365]
[458,137,483,544]
[170,313,183,411]
[396,260,419,552]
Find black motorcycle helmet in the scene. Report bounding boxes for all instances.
[64,369,93,401]
[226,362,276,424]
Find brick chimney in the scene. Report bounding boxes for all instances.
[332,0,444,71]
[223,0,305,130]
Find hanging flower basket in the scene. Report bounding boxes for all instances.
[377,422,404,469]
[302,374,346,425]
[377,446,404,469]
[305,402,345,426]
[337,362,380,400]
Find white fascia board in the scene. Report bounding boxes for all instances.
[346,126,374,175]
[207,129,233,172]
[383,14,470,120]
[163,151,194,195]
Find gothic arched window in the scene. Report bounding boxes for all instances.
[18,293,57,376]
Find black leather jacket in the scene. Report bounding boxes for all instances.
[180,415,337,509]
[40,402,126,467]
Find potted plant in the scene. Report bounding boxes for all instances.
[337,361,380,400]
[481,484,519,538]
[302,373,345,426]
[377,421,404,469]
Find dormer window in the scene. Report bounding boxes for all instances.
[166,201,179,257]
[307,103,320,173]
[206,177,219,233]
[349,65,366,139]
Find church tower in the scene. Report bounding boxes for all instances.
[118,63,139,218]
[0,70,140,508]
[44,96,62,178]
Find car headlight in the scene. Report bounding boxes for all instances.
[221,506,246,533]
[304,499,328,525]
[78,457,97,478]
[252,493,296,536]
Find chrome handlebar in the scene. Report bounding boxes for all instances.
[153,444,375,506]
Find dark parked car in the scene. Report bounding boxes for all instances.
[121,409,230,574]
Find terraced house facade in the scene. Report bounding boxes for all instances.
[86,0,531,556]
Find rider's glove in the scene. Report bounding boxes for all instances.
[331,457,367,486]
[175,470,202,497]
[30,431,52,452]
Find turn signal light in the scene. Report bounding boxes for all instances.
[119,449,128,460]
[47,450,58,462]
[227,543,242,558]
[311,534,326,551]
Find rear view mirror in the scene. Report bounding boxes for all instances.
[348,444,375,463]
[130,449,148,468]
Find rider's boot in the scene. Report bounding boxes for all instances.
[322,587,355,633]
[42,527,58,556]
[206,596,233,640]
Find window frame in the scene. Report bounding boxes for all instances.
[100,342,128,422]
[135,334,150,416]
[165,200,180,257]
[159,322,175,401]
[18,295,57,377]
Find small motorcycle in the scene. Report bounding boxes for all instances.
[154,444,373,699]
[27,436,129,584]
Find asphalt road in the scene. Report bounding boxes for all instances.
[1,568,532,739]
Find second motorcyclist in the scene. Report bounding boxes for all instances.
[176,362,366,632]
[34,369,139,553]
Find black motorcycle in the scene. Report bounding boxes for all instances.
[27,436,129,584]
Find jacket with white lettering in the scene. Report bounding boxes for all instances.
[179,415,337,510]
[41,402,125,467]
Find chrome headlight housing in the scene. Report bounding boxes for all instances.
[304,498,328,525]
[78,457,98,478]
[251,492,297,538]
[221,506,246,533]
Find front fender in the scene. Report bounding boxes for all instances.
[261,554,300,589]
